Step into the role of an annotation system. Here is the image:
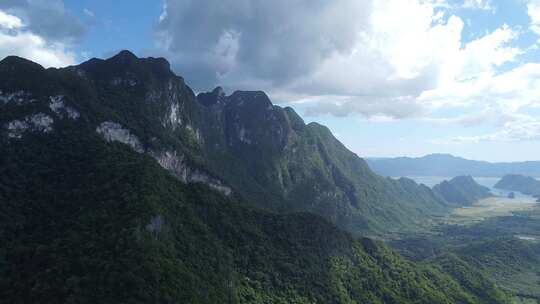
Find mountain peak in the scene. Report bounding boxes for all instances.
[0,55,44,71]
[110,50,138,62]
[79,50,173,81]
[212,86,224,96]
[229,90,272,108]
[197,86,227,106]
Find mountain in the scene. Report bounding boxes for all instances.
[495,174,540,197]
[194,89,449,235]
[0,52,512,303]
[0,51,449,237]
[433,176,492,207]
[1,119,510,303]
[367,154,540,177]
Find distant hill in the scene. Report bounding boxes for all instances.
[367,154,540,177]
[495,174,540,197]
[433,176,492,207]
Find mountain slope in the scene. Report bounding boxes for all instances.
[392,217,540,301]
[0,51,448,236]
[433,176,492,207]
[495,174,540,197]
[367,154,540,177]
[0,97,511,303]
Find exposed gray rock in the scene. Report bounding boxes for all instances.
[168,102,181,127]
[0,90,35,105]
[6,120,29,138]
[94,121,227,195]
[186,125,203,144]
[238,126,251,144]
[5,113,54,138]
[153,150,231,196]
[110,77,137,87]
[49,95,64,114]
[49,95,80,120]
[66,107,81,120]
[96,121,144,153]
[76,68,87,78]
[30,113,54,132]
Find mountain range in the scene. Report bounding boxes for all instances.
[0,51,513,303]
[367,154,540,177]
[0,50,455,237]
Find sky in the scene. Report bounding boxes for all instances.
[1,0,540,162]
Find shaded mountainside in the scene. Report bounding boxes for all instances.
[0,51,448,236]
[495,174,540,197]
[367,154,540,178]
[433,176,492,207]
[0,99,512,303]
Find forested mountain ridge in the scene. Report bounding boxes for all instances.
[495,174,540,197]
[0,51,448,236]
[0,52,512,303]
[433,176,492,207]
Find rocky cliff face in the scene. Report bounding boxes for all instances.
[0,51,448,236]
[1,51,232,196]
[195,87,448,235]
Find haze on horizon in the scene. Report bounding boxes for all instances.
[2,0,540,162]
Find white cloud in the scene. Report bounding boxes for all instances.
[462,0,494,11]
[438,114,540,143]
[83,8,94,17]
[527,0,540,35]
[284,0,518,118]
[0,9,23,29]
[0,0,86,44]
[419,24,521,109]
[156,0,540,143]
[156,0,372,89]
[0,9,76,67]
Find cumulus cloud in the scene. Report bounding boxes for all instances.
[425,62,540,142]
[436,114,540,143]
[156,0,371,90]
[527,0,540,36]
[0,0,85,44]
[156,0,517,117]
[462,0,493,11]
[155,0,540,143]
[0,7,78,67]
[0,10,22,29]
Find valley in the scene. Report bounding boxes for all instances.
[448,196,538,225]
[391,175,540,303]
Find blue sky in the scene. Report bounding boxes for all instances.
[2,0,540,162]
[66,0,162,59]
